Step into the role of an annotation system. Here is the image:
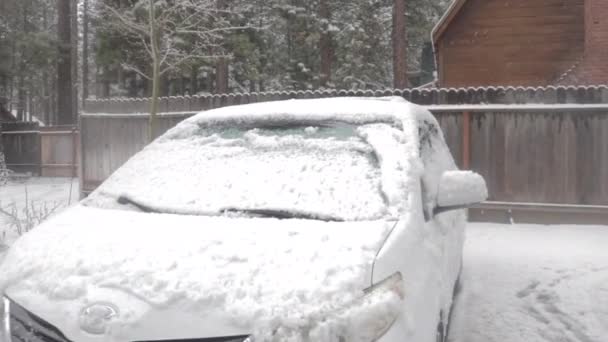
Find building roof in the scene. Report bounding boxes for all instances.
[431,0,468,44]
[0,105,16,123]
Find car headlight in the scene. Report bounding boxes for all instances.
[2,296,11,342]
[304,272,405,342]
[356,272,405,341]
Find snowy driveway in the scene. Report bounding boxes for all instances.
[449,223,608,342]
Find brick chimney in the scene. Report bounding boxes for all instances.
[559,0,608,84]
[573,0,608,83]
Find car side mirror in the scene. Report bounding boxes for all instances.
[434,170,488,216]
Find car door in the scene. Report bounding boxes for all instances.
[418,118,467,332]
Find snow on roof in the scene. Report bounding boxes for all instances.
[161,97,436,140]
[431,0,468,44]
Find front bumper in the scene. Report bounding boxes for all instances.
[3,296,72,342]
[2,296,250,342]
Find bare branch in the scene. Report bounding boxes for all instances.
[121,63,152,80]
[102,3,148,36]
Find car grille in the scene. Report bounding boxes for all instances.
[8,297,71,342]
[134,337,251,342]
[6,297,251,342]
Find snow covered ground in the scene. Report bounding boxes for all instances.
[449,223,608,342]
[1,178,607,342]
[0,177,77,257]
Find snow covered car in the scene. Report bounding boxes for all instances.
[0,97,487,342]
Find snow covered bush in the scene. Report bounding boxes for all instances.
[0,151,8,186]
[0,187,63,236]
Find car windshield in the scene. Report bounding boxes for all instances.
[86,121,401,221]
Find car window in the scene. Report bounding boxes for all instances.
[85,122,403,222]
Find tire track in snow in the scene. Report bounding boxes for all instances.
[517,268,595,342]
[448,223,608,342]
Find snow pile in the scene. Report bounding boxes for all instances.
[0,206,402,341]
[0,151,8,186]
[449,223,608,342]
[0,177,77,261]
[436,171,487,207]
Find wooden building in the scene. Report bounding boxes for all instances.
[432,0,608,87]
[0,98,16,123]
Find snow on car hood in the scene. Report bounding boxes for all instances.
[0,205,400,341]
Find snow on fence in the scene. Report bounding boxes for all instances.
[80,86,608,211]
[1,123,78,177]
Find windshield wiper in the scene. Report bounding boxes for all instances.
[117,195,162,213]
[116,195,217,216]
[221,207,345,222]
[116,196,345,221]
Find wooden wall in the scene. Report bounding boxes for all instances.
[436,0,585,87]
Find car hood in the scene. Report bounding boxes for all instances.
[0,205,397,342]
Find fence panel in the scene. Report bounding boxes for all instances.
[1,122,41,175]
[80,114,191,194]
[39,126,78,177]
[464,108,608,205]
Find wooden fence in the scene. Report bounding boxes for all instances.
[84,85,608,114]
[1,122,78,177]
[81,86,608,209]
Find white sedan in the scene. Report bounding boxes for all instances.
[0,97,487,342]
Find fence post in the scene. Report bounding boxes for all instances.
[462,111,471,169]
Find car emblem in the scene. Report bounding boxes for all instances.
[79,303,119,335]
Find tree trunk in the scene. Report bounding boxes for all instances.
[214,0,229,94]
[148,0,160,142]
[17,74,25,121]
[215,58,229,94]
[71,0,79,122]
[82,0,90,108]
[42,5,51,125]
[128,72,138,97]
[43,71,50,125]
[190,67,198,95]
[17,1,28,121]
[101,66,110,98]
[8,36,16,114]
[57,0,74,125]
[319,0,333,88]
[160,74,169,97]
[392,0,409,89]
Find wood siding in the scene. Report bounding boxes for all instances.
[437,0,585,87]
